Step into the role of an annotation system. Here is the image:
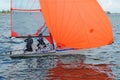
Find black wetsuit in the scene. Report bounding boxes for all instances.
[37,37,46,49]
[24,37,33,51]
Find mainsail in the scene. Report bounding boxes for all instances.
[40,0,113,49]
[10,0,45,37]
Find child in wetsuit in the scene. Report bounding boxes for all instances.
[24,35,33,51]
[37,34,46,50]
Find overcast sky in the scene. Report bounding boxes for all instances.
[98,0,120,13]
[0,0,120,13]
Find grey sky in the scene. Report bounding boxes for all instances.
[0,0,10,11]
[0,0,120,13]
[98,0,120,13]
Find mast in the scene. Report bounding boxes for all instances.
[10,0,12,37]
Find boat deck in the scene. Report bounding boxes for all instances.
[7,49,95,59]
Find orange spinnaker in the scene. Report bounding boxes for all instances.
[40,0,113,48]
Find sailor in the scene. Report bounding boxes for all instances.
[37,33,46,50]
[24,35,33,51]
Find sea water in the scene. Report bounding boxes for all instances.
[0,14,120,80]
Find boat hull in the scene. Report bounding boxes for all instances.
[7,49,95,59]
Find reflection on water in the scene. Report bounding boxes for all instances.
[0,56,57,80]
[46,55,115,80]
[0,55,115,80]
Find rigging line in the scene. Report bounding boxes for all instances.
[11,8,40,11]
[35,23,46,35]
[41,26,47,34]
[10,0,13,38]
[11,0,13,8]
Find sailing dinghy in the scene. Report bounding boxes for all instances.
[9,0,113,58]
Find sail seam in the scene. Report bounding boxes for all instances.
[75,2,90,48]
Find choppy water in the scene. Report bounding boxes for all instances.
[0,13,120,80]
